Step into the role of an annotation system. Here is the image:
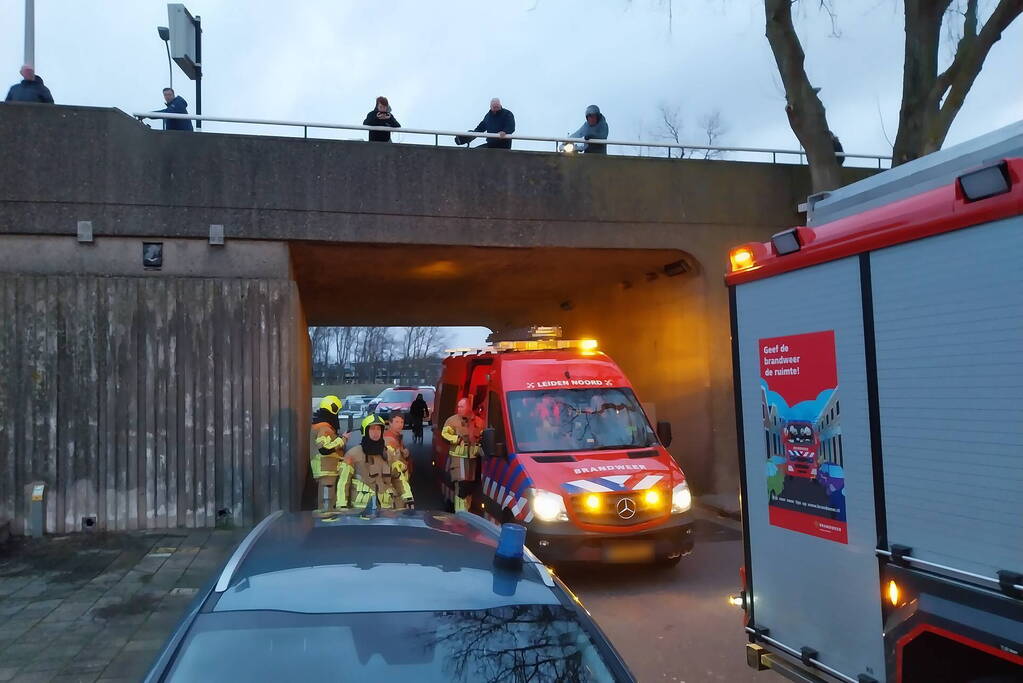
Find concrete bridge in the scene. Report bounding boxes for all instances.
[0,104,875,533]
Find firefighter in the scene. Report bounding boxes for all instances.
[384,415,414,504]
[348,415,414,510]
[441,397,483,512]
[310,395,353,515]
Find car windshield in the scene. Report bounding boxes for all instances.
[165,605,621,683]
[507,388,656,453]
[377,389,415,403]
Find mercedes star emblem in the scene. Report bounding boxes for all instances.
[616,498,636,520]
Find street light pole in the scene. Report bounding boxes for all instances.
[24,0,35,67]
[158,27,172,89]
[194,14,202,129]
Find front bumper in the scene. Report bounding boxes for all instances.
[526,513,694,563]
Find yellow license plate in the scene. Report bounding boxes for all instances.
[604,542,655,563]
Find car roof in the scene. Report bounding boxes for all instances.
[210,511,559,615]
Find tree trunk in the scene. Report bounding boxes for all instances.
[764,0,843,194]
[893,0,1023,165]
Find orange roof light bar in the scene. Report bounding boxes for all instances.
[729,246,756,273]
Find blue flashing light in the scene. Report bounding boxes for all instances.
[494,523,526,571]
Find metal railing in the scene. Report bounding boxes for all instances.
[134,111,892,168]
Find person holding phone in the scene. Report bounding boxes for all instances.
[364,96,401,142]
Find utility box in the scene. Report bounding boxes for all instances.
[24,481,46,537]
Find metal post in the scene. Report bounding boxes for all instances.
[164,40,173,90]
[303,126,307,139]
[24,0,35,67]
[194,15,202,129]
[434,133,438,146]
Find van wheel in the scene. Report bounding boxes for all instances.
[656,554,682,568]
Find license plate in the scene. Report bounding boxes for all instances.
[604,542,655,563]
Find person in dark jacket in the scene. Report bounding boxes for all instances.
[5,65,54,104]
[569,104,609,154]
[408,393,430,444]
[156,88,193,131]
[470,98,515,149]
[363,96,401,142]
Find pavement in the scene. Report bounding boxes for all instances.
[0,527,248,683]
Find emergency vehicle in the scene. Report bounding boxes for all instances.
[782,420,820,480]
[727,122,1023,682]
[432,328,695,566]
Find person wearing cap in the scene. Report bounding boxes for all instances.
[441,397,484,512]
[5,65,54,104]
[363,96,401,142]
[310,395,352,515]
[569,105,609,154]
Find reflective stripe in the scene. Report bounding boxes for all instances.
[512,496,528,516]
[632,474,664,490]
[566,479,615,493]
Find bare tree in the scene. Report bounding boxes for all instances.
[764,0,844,193]
[893,0,1023,164]
[697,109,729,159]
[657,103,684,158]
[763,0,1022,193]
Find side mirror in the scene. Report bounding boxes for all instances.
[656,421,673,448]
[483,428,497,459]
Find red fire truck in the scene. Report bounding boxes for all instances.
[432,328,694,566]
[727,123,1023,682]
[782,420,821,481]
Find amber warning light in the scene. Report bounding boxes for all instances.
[729,247,756,273]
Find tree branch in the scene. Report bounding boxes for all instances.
[764,0,843,192]
[931,0,1023,151]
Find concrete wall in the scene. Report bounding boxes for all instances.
[0,104,879,513]
[0,239,307,534]
[0,104,875,248]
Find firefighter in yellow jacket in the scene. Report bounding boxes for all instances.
[348,414,414,510]
[441,397,483,512]
[310,395,354,515]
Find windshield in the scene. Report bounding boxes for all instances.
[507,388,656,453]
[377,389,415,403]
[166,605,622,683]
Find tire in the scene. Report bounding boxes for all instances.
[656,554,682,568]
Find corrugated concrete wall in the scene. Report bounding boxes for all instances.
[0,275,306,534]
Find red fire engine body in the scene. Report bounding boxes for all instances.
[432,335,694,565]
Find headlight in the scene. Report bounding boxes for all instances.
[532,489,569,522]
[671,483,692,514]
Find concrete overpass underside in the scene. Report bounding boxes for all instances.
[0,104,876,532]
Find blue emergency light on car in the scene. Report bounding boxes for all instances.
[494,523,527,571]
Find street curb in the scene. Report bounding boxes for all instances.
[698,501,742,522]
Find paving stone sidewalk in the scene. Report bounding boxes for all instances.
[0,527,249,683]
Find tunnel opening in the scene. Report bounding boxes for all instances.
[291,242,725,500]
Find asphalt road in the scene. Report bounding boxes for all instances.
[394,426,765,683]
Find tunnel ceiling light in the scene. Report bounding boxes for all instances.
[958,160,1011,202]
[663,259,690,277]
[771,228,801,256]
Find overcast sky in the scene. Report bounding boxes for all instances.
[3,1,1020,348]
